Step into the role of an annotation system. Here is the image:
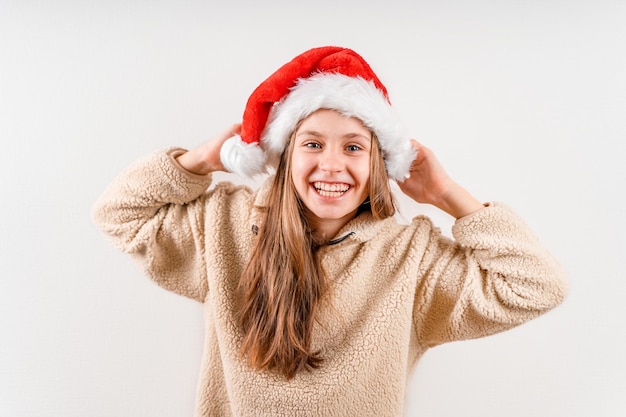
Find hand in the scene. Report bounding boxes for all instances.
[398,140,484,219]
[176,124,241,175]
[398,140,453,206]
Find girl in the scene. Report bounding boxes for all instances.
[93,46,567,417]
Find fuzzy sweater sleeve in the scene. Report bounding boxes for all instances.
[91,148,215,302]
[413,203,568,347]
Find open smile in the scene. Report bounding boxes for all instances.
[312,181,351,198]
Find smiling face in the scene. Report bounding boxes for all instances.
[290,109,372,239]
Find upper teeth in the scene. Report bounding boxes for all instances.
[314,182,349,192]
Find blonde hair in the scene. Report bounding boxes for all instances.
[237,126,395,379]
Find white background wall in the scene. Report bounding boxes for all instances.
[1,1,624,416]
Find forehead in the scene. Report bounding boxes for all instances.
[296,109,371,136]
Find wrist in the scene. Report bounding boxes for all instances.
[437,182,484,219]
[175,148,215,175]
[176,146,223,175]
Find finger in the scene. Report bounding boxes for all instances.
[230,123,242,135]
[215,123,242,142]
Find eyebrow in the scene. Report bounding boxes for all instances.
[296,130,323,137]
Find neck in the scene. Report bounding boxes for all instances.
[304,209,359,243]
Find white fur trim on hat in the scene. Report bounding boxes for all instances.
[262,73,415,181]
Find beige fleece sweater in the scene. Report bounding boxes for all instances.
[92,148,568,417]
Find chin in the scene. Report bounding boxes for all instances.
[309,205,358,221]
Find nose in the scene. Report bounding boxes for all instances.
[318,149,345,173]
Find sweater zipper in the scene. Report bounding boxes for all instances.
[326,232,356,246]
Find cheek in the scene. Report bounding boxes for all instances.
[290,160,310,196]
[291,154,314,181]
[290,161,303,184]
[356,160,371,185]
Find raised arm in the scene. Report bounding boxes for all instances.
[92,124,241,302]
[400,140,568,345]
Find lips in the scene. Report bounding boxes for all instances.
[312,181,350,197]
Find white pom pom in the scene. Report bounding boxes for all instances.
[220,135,267,177]
[385,141,417,181]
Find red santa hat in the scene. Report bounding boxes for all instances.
[220,46,414,181]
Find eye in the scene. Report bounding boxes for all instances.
[304,142,321,149]
[346,144,362,152]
